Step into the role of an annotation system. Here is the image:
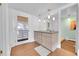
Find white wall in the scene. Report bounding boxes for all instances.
[8,8,36,46]
[0,4,3,54]
[8,7,47,47]
[60,4,77,41]
[49,13,59,32]
[0,4,2,47]
[0,3,10,56]
[37,19,47,31]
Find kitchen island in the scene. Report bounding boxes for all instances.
[34,31,58,51]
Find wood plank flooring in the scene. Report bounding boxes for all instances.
[61,40,75,54]
[10,41,76,56]
[48,48,75,56]
[10,42,40,56]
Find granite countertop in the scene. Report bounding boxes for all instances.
[34,30,58,34]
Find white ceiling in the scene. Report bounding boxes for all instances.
[8,3,69,16]
[61,4,77,18]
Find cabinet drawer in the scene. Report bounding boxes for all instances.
[34,32,42,43]
[51,34,58,45]
[42,33,52,50]
[34,32,58,51]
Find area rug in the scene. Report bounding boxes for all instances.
[34,45,51,56]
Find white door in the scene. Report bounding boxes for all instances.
[0,3,3,56]
[0,3,10,56]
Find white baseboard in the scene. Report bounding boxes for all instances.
[10,39,35,48]
[78,49,79,56]
[57,42,61,48]
[16,40,35,46]
[51,43,60,52]
[64,38,76,41]
[50,47,56,52]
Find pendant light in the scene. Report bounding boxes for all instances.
[52,17,55,21]
[38,14,41,22]
[47,9,51,19]
[48,15,50,19]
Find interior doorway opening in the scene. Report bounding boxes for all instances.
[16,16,29,42]
[60,4,77,55]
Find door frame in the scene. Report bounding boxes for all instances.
[58,3,78,55]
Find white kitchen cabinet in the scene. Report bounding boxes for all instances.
[34,31,58,51]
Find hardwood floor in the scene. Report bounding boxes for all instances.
[61,40,75,54]
[11,42,40,56]
[11,41,76,56]
[48,48,75,56]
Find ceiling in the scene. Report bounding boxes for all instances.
[8,3,69,16]
[61,4,77,19]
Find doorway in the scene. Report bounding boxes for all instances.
[16,16,29,42]
[60,4,77,55]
